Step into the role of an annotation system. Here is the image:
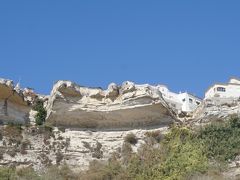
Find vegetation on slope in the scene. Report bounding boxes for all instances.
[80,116,240,180]
[198,116,240,162]
[1,116,240,179]
[33,100,47,126]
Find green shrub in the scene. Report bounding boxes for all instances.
[124,133,138,145]
[198,116,240,162]
[0,165,78,180]
[159,140,208,180]
[34,100,47,126]
[84,126,209,180]
[79,159,127,180]
[146,126,209,180]
[0,167,16,180]
[145,130,164,143]
[41,164,77,180]
[16,167,40,180]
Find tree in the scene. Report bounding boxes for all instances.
[33,100,47,126]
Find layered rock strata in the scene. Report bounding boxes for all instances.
[0,79,31,124]
[46,81,176,129]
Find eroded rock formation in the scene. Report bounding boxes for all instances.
[46,81,176,129]
[1,77,240,177]
[0,125,168,171]
[0,79,31,124]
[190,97,240,125]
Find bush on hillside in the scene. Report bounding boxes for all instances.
[16,167,39,180]
[84,126,209,180]
[0,167,16,180]
[198,116,240,162]
[1,117,240,180]
[33,100,47,126]
[145,130,164,143]
[124,133,138,145]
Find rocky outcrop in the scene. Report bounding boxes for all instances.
[2,76,240,177]
[0,125,168,171]
[0,78,176,171]
[190,97,240,125]
[46,81,176,129]
[0,78,31,124]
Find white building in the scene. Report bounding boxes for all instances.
[158,85,202,112]
[205,77,240,99]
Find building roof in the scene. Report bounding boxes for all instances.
[179,92,202,101]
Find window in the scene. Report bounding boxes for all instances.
[217,87,226,92]
[189,98,193,103]
[182,98,185,102]
[196,101,200,105]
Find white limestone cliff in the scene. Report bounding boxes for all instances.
[0,78,31,124]
[0,125,168,171]
[46,81,176,129]
[0,78,177,171]
[2,77,240,176]
[190,97,240,125]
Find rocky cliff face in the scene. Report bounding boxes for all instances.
[46,81,176,129]
[0,78,177,171]
[2,77,240,177]
[191,97,240,125]
[0,124,168,171]
[0,79,31,124]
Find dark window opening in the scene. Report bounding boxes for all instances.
[217,87,226,92]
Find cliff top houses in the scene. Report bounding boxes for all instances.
[158,85,202,113]
[205,77,240,100]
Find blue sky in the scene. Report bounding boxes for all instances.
[0,1,240,97]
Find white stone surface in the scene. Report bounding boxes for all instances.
[191,97,240,125]
[0,125,169,171]
[46,81,176,129]
[0,78,31,124]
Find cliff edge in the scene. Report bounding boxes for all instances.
[46,81,176,129]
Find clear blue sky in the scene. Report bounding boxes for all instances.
[0,1,240,97]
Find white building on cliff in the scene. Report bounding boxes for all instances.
[205,77,240,99]
[158,85,202,112]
